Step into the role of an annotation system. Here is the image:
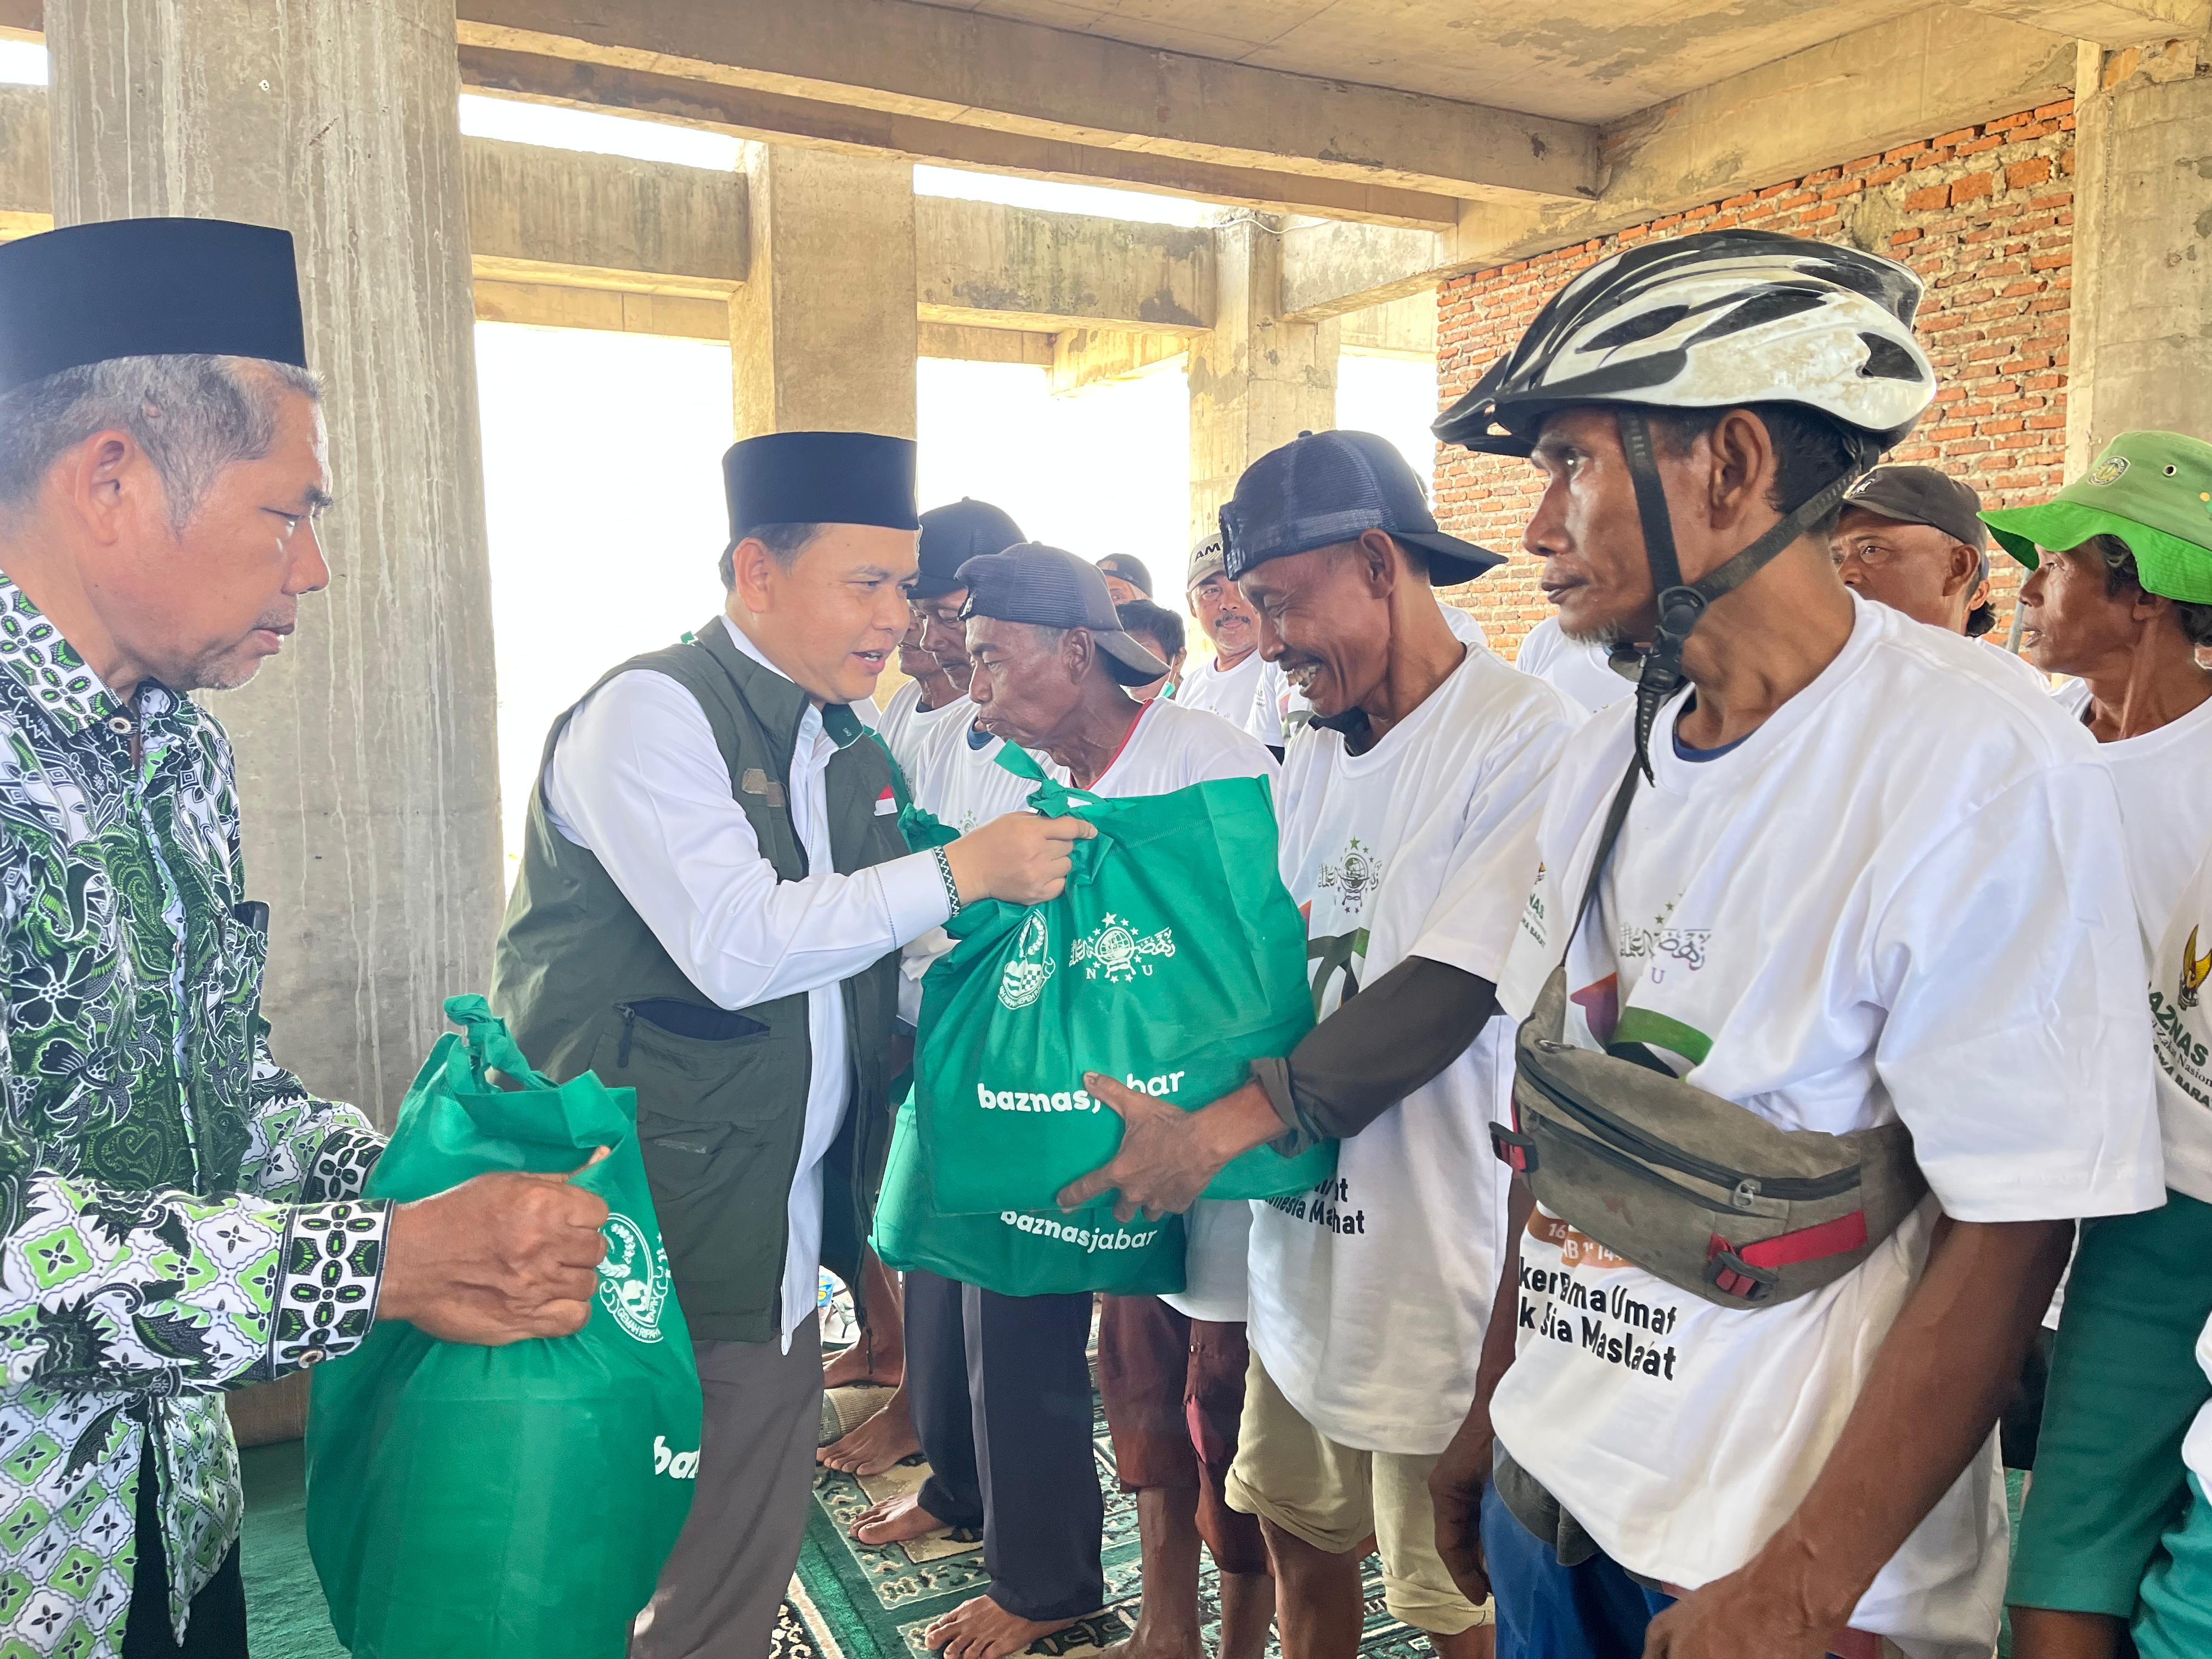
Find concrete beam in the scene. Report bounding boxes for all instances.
[464,135,744,297]
[1280,219,1448,320]
[1961,0,2211,46]
[1452,4,2079,270]
[1048,329,1188,398]
[0,83,47,240]
[453,0,1595,209]
[457,48,1462,229]
[1341,292,1437,360]
[919,323,1053,366]
[473,278,729,340]
[915,195,1212,336]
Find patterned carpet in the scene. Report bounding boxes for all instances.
[785,1348,1440,1659]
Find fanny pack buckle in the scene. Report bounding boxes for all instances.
[1489,1122,1538,1173]
[1703,1243,1779,1305]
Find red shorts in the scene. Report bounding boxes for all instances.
[1096,1294,1269,1577]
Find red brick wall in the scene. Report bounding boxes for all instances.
[1435,100,2076,660]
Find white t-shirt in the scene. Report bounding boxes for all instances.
[876,678,926,769]
[1490,598,2164,1658]
[1077,697,1280,1324]
[1243,642,1581,1453]
[902,697,1042,835]
[1975,637,2051,697]
[2051,678,2212,961]
[1175,647,1268,729]
[1514,616,1634,713]
[1249,606,1488,749]
[2153,837,2212,1203]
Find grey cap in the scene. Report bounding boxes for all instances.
[1220,428,1505,586]
[957,543,1173,687]
[1186,533,1227,589]
[1840,464,1989,580]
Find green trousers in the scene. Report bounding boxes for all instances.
[2008,1191,2212,1617]
[2135,1471,2212,1659]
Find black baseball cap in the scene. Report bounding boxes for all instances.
[913,498,1025,599]
[1839,465,1989,577]
[1095,553,1154,596]
[957,543,1172,686]
[1220,429,1506,586]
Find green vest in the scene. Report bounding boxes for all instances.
[489,619,910,1344]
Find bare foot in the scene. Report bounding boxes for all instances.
[923,1594,1080,1659]
[823,1330,902,1391]
[1093,1627,1201,1659]
[850,1491,951,1547]
[819,1386,920,1474]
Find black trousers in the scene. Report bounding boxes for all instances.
[903,1268,1104,1621]
[123,1445,249,1658]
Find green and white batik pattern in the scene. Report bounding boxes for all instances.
[0,576,388,1659]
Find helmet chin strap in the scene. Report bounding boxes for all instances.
[1613,409,1865,780]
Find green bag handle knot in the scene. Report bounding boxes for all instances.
[989,742,1114,886]
[442,994,556,1091]
[438,994,637,1156]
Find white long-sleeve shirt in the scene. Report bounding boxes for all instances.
[544,614,951,1344]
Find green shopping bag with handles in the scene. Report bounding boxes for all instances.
[306,995,702,1659]
[872,1085,1187,1295]
[910,746,1334,1215]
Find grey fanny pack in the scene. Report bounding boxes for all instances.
[1489,755,1927,1310]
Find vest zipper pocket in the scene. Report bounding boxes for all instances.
[1519,1062,1863,1203]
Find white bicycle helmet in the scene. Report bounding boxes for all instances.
[1432,229,1936,774]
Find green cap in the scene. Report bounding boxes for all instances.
[1981,430,2212,603]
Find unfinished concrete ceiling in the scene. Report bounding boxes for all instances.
[914,0,2158,121]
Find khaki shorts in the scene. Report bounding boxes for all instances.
[1224,1349,1493,1635]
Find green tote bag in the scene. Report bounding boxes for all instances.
[911,747,1335,1216]
[306,996,702,1659]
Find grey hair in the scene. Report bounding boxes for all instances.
[0,353,323,529]
[2083,532,2212,650]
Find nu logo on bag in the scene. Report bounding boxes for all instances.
[999,911,1057,1009]
[597,1212,671,1342]
[1072,912,1176,983]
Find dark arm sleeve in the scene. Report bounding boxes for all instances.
[1250,957,1500,1150]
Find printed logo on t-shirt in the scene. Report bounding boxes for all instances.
[1318,837,1381,915]
[2182,925,2211,1011]
[1263,1173,1367,1236]
[1618,913,1713,976]
[1520,1213,1681,1382]
[2153,922,2212,1111]
[999,912,1057,1009]
[1071,912,1176,982]
[1307,926,1370,1017]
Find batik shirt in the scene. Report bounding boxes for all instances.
[0,577,388,1658]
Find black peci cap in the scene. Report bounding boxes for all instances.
[1220,429,1505,586]
[914,498,1025,599]
[0,218,308,394]
[957,543,1171,686]
[721,431,919,551]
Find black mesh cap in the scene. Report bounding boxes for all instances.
[956,543,1171,686]
[1220,429,1506,586]
[913,498,1025,597]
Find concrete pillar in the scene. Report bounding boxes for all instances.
[730,143,918,438]
[47,0,501,1130]
[2067,37,2212,468]
[1188,213,1340,543]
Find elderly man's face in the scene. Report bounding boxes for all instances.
[1519,408,1668,650]
[1829,506,1982,633]
[122,382,332,692]
[1188,573,1256,659]
[966,616,1084,747]
[2017,541,2138,677]
[896,601,938,682]
[915,589,973,687]
[1237,539,1398,722]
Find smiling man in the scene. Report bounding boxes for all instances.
[0,218,617,1659]
[1175,534,1269,724]
[489,435,1090,1659]
[1062,431,1577,1659]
